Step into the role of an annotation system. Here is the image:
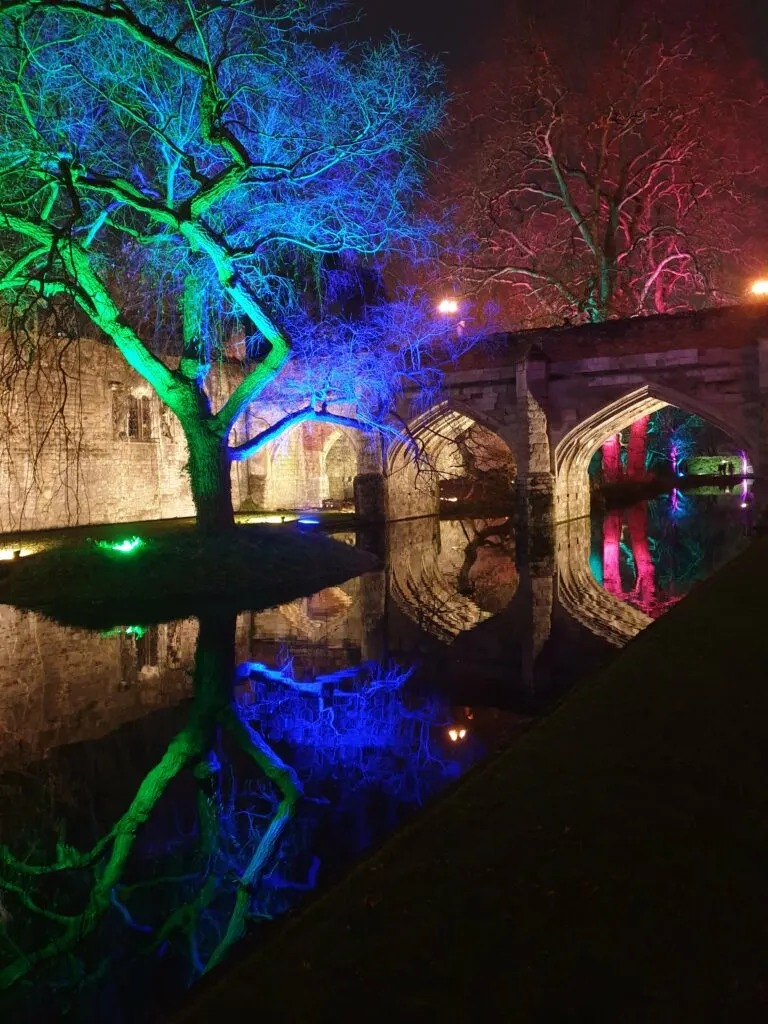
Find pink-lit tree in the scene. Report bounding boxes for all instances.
[438,2,768,475]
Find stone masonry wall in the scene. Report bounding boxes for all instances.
[0,338,367,534]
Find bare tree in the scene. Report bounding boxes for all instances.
[439,9,768,327]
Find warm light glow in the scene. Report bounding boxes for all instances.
[0,548,27,560]
[447,727,467,742]
[239,514,297,524]
[750,279,768,296]
[437,297,459,315]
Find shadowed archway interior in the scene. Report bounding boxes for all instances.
[386,401,517,521]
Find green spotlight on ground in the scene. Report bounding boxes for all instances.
[95,536,144,555]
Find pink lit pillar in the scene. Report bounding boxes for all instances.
[603,509,623,596]
[626,416,649,481]
[627,501,656,614]
[602,435,623,484]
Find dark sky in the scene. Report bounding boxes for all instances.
[358,0,768,71]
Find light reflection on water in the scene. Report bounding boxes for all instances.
[0,490,754,1021]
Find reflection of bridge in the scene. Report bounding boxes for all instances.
[386,514,647,651]
[555,517,651,647]
[0,515,653,769]
[380,305,768,524]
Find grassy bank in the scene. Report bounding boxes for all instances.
[0,524,379,629]
[174,535,768,1023]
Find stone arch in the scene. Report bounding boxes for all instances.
[386,400,518,521]
[554,383,758,522]
[260,420,361,511]
[321,430,358,504]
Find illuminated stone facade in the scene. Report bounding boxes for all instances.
[0,339,363,534]
[1,305,766,534]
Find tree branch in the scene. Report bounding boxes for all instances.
[230,406,374,462]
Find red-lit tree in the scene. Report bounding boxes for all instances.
[438,3,768,476]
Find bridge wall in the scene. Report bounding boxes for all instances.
[389,306,768,526]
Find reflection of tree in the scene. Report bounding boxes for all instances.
[0,613,300,993]
[455,519,518,614]
[596,496,740,619]
[0,621,467,1018]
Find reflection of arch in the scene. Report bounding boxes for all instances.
[555,517,651,646]
[387,517,518,643]
[387,401,517,521]
[273,585,354,639]
[554,383,757,522]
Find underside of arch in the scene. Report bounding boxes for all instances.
[554,383,757,522]
[386,401,516,521]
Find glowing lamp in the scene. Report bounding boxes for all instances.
[750,279,768,297]
[447,727,467,742]
[437,297,460,315]
[297,518,320,526]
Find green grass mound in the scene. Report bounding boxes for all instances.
[0,525,379,629]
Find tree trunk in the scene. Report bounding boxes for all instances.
[625,416,649,481]
[626,501,655,613]
[602,435,623,484]
[602,509,623,596]
[184,421,236,533]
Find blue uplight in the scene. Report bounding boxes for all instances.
[297,518,320,525]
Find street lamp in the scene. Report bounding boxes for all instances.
[749,279,768,297]
[437,297,460,315]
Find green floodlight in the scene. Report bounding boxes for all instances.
[95,536,144,555]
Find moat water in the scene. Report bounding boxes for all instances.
[0,487,756,1021]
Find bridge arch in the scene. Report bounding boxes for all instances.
[554,383,758,522]
[386,400,517,521]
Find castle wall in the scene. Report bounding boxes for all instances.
[0,339,364,534]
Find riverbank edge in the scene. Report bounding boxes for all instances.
[172,533,768,1023]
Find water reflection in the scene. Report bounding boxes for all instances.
[0,490,754,1021]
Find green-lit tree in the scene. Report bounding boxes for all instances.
[0,1,445,532]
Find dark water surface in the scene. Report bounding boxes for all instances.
[0,490,755,1021]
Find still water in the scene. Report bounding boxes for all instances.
[0,490,754,1021]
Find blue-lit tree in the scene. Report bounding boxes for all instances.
[0,1,450,531]
[0,617,469,1016]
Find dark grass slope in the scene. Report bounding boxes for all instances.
[0,525,379,629]
[174,535,768,1024]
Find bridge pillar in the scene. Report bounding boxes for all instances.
[514,356,555,529]
[354,435,387,522]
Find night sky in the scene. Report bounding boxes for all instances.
[359,0,768,71]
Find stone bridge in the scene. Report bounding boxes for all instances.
[383,305,768,523]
